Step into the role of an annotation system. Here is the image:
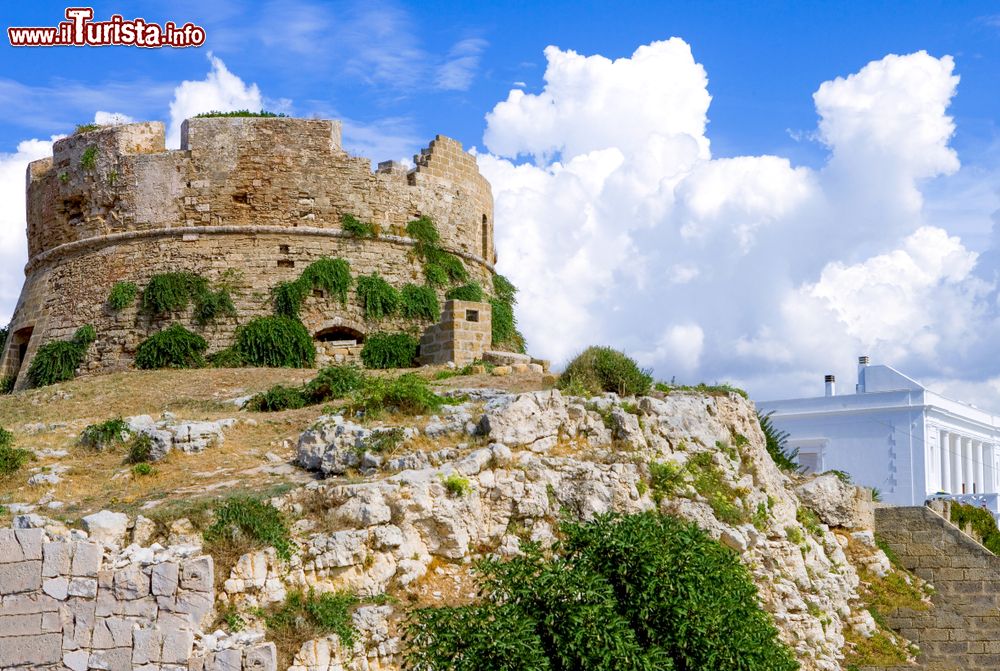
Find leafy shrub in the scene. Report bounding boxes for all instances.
[265,590,358,667]
[406,216,441,246]
[0,429,31,478]
[356,274,400,320]
[400,284,440,321]
[75,123,101,134]
[303,365,367,403]
[244,385,308,412]
[405,512,798,671]
[273,258,353,318]
[26,325,97,388]
[361,428,406,454]
[758,411,800,472]
[194,109,288,117]
[445,282,484,302]
[341,213,377,237]
[0,324,7,346]
[423,246,468,286]
[80,145,98,170]
[441,474,472,497]
[489,297,524,352]
[132,463,155,477]
[207,347,245,368]
[301,258,353,305]
[204,496,294,560]
[142,272,208,315]
[125,433,154,464]
[649,461,685,503]
[107,281,138,310]
[950,502,1000,555]
[361,333,419,369]
[234,316,316,368]
[193,288,237,325]
[349,373,445,416]
[688,452,747,525]
[135,324,207,369]
[492,274,518,305]
[80,418,130,451]
[558,346,653,397]
[0,375,14,395]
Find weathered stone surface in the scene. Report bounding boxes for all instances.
[113,564,149,600]
[180,556,214,593]
[0,632,62,666]
[478,389,568,447]
[42,541,71,576]
[83,511,130,546]
[70,542,103,577]
[0,559,42,595]
[151,561,179,596]
[795,473,874,529]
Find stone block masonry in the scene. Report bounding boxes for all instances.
[871,505,1000,671]
[0,528,273,671]
[1,116,497,389]
[418,299,492,366]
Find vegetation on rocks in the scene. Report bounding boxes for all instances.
[407,216,469,287]
[135,324,208,369]
[107,281,138,310]
[125,434,154,464]
[141,272,236,324]
[272,257,353,319]
[558,346,653,397]
[348,373,445,417]
[26,325,97,388]
[194,110,288,118]
[406,511,798,671]
[341,213,378,237]
[80,145,98,170]
[245,364,369,411]
[360,332,419,369]
[204,496,294,561]
[949,501,1000,554]
[488,273,526,352]
[758,411,800,473]
[265,590,359,667]
[234,316,316,368]
[79,418,131,451]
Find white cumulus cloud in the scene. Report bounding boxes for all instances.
[481,40,998,403]
[167,54,263,147]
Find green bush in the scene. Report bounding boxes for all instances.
[194,110,288,118]
[245,385,308,412]
[273,258,353,319]
[423,246,468,286]
[442,474,472,497]
[125,433,154,464]
[405,512,798,671]
[0,375,14,395]
[558,346,653,397]
[26,325,97,388]
[234,316,316,368]
[142,272,207,315]
[204,496,294,560]
[341,213,377,237]
[361,333,419,369]
[950,502,1000,555]
[0,428,31,478]
[135,324,207,369]
[649,461,686,503]
[489,297,524,352]
[445,282,484,302]
[107,281,138,310]
[80,145,98,170]
[193,288,237,325]
[492,274,518,305]
[349,373,445,416]
[401,284,440,321]
[265,590,358,667]
[758,412,800,472]
[132,463,155,477]
[80,418,131,451]
[406,216,441,246]
[356,274,401,320]
[303,365,367,403]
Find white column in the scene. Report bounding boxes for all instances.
[975,440,985,494]
[951,433,962,494]
[962,436,974,494]
[940,430,951,492]
[985,444,996,493]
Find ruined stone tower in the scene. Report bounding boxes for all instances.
[0,117,496,387]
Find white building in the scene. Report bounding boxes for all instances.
[757,357,1000,511]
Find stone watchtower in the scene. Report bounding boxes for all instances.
[0,117,497,387]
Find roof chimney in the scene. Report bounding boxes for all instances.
[857,355,870,393]
[825,374,836,397]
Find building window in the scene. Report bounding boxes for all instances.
[481,215,489,260]
[277,259,294,268]
[279,244,290,254]
[466,309,479,322]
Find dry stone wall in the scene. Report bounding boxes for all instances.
[2,118,495,387]
[873,505,1000,671]
[0,527,274,671]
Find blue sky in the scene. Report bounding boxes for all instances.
[2,2,1000,403]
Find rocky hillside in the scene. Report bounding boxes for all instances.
[0,367,929,670]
